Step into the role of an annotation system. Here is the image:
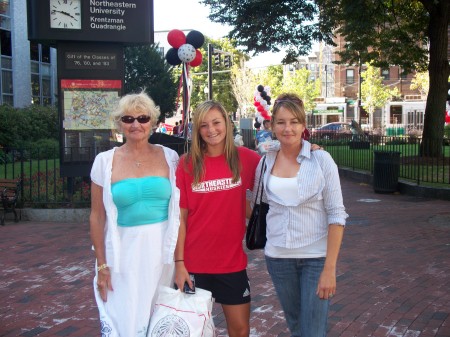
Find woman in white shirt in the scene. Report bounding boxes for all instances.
[252,93,348,337]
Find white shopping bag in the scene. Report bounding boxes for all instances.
[148,286,215,337]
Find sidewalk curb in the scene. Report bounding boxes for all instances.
[338,167,450,201]
[21,208,90,222]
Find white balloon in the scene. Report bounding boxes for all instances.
[257,116,264,123]
[177,44,196,63]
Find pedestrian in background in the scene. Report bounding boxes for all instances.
[172,121,179,135]
[174,100,261,337]
[255,119,273,155]
[89,91,180,336]
[252,93,347,337]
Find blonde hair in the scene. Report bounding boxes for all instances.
[112,90,160,132]
[271,93,306,125]
[185,100,240,185]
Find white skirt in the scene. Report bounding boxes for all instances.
[93,221,174,337]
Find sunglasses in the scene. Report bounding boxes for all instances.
[120,115,151,124]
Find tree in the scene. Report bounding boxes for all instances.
[230,64,256,118]
[410,71,430,97]
[201,0,449,157]
[124,44,178,121]
[361,63,399,121]
[255,65,284,99]
[187,37,245,115]
[280,68,321,113]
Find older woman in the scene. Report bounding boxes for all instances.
[89,91,180,336]
[252,93,348,337]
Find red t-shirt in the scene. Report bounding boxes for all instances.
[176,147,261,273]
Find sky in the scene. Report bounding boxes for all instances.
[152,0,285,68]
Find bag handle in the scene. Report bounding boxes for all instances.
[254,156,267,204]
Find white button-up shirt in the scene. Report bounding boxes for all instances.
[251,140,348,252]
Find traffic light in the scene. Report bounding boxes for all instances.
[214,53,221,66]
[223,55,231,68]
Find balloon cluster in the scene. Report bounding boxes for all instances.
[253,84,271,123]
[165,29,204,67]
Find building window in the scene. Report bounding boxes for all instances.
[346,69,355,84]
[381,69,390,80]
[0,0,10,30]
[0,26,12,104]
[390,105,403,124]
[30,43,53,106]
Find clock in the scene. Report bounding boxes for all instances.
[50,0,82,30]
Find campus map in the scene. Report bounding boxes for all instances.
[63,90,120,130]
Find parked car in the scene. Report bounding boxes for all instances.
[311,122,354,140]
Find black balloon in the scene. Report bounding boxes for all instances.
[265,96,271,103]
[186,30,205,49]
[260,91,268,98]
[165,48,182,66]
[257,85,264,92]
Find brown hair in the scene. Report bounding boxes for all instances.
[271,93,306,125]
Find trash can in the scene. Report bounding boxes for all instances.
[373,151,401,193]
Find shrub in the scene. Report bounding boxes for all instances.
[0,104,58,148]
[29,139,60,159]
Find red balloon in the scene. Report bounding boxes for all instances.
[189,50,203,67]
[257,105,265,112]
[254,101,261,107]
[261,111,270,120]
[167,29,186,48]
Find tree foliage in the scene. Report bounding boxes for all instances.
[230,64,256,118]
[188,37,246,115]
[201,0,449,156]
[0,105,58,148]
[201,0,325,63]
[410,71,429,97]
[280,68,321,112]
[124,44,178,121]
[361,63,399,116]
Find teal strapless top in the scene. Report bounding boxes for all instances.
[111,176,171,227]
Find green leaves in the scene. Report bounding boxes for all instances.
[124,44,178,120]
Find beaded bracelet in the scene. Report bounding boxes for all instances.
[97,263,109,272]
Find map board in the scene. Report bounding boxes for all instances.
[61,79,120,130]
[60,79,122,167]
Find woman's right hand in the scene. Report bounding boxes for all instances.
[174,262,193,292]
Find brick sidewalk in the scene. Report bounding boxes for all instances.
[1,177,449,336]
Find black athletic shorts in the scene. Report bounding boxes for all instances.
[191,269,251,305]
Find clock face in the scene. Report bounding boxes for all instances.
[50,0,82,30]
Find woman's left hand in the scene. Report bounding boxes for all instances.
[316,268,336,300]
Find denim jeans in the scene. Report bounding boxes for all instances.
[265,256,330,337]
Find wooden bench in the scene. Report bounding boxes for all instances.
[0,178,22,226]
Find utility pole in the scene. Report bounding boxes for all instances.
[358,57,362,125]
[207,43,213,100]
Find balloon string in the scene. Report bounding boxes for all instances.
[175,72,183,117]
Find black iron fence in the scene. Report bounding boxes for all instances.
[1,135,449,207]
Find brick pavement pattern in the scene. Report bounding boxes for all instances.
[0,177,449,337]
